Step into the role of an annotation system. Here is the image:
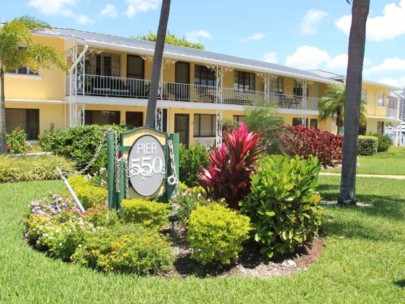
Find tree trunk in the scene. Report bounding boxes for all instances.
[145,0,171,128]
[0,65,7,154]
[338,0,370,205]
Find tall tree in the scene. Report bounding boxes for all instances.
[338,0,370,205]
[136,31,205,50]
[0,16,66,154]
[318,84,366,135]
[145,0,171,128]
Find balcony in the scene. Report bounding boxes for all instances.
[67,74,320,111]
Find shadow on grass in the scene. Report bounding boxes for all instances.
[394,279,405,288]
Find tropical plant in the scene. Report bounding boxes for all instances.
[318,84,366,135]
[136,31,205,50]
[198,122,263,210]
[6,127,28,154]
[339,0,370,205]
[146,0,171,128]
[0,16,67,154]
[179,144,209,187]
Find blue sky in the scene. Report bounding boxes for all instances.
[1,0,405,88]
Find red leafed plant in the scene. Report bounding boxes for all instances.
[279,125,343,167]
[198,122,263,210]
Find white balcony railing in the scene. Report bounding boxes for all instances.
[65,74,320,110]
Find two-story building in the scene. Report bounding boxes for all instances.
[3,27,401,146]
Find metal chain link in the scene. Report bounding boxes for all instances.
[113,129,121,193]
[123,157,129,199]
[66,132,106,177]
[167,139,178,195]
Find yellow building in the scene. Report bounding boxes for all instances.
[3,28,401,145]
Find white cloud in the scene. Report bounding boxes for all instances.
[301,9,328,35]
[285,46,331,70]
[263,52,278,64]
[125,0,160,18]
[243,33,265,41]
[378,77,405,88]
[76,14,93,24]
[336,0,405,41]
[99,4,118,18]
[28,0,77,16]
[326,54,348,70]
[364,58,405,74]
[185,30,212,43]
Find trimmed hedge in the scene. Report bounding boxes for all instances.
[358,136,378,156]
[67,175,108,209]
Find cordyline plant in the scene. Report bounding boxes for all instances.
[198,122,263,210]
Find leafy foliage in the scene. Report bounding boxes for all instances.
[135,31,205,49]
[358,136,378,156]
[372,133,392,152]
[121,199,170,230]
[179,144,209,187]
[198,122,263,210]
[241,155,322,258]
[6,127,28,154]
[67,175,108,209]
[39,124,131,174]
[72,224,174,275]
[169,186,209,222]
[0,154,76,183]
[279,125,343,167]
[187,203,251,265]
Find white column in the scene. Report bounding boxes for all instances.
[215,66,224,147]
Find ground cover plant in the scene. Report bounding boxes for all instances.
[1,177,403,303]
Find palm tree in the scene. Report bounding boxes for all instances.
[0,16,66,154]
[145,0,171,128]
[318,84,366,135]
[338,0,370,206]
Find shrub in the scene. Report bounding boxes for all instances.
[373,133,392,152]
[179,144,209,187]
[279,125,343,167]
[198,122,263,210]
[240,155,322,258]
[0,155,76,183]
[6,127,28,154]
[187,203,251,265]
[39,124,131,174]
[358,136,378,156]
[121,199,170,229]
[86,203,118,227]
[72,224,174,274]
[169,186,209,222]
[68,175,108,209]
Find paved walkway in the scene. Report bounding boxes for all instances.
[319,172,405,180]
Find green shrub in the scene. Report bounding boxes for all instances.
[187,203,251,265]
[0,155,76,183]
[241,155,322,258]
[68,175,108,209]
[6,127,28,154]
[373,133,392,152]
[39,124,131,174]
[358,136,378,156]
[121,199,170,229]
[179,144,209,187]
[85,203,118,227]
[72,224,174,274]
[169,186,209,222]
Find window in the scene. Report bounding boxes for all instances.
[361,88,368,101]
[6,47,39,76]
[377,121,384,134]
[127,55,144,79]
[194,65,216,87]
[378,92,385,106]
[6,109,39,140]
[194,114,216,137]
[310,119,318,129]
[233,115,246,123]
[292,117,308,126]
[88,53,120,76]
[85,110,120,125]
[293,80,308,97]
[234,71,255,93]
[270,77,283,94]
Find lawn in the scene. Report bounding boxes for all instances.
[324,146,405,175]
[0,176,404,304]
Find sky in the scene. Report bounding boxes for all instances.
[1,0,405,89]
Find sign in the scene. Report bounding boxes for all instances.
[128,135,166,197]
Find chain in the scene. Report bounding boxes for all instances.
[114,130,120,193]
[167,139,178,195]
[66,132,106,177]
[124,157,129,199]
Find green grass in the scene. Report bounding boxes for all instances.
[0,178,404,303]
[325,146,405,175]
